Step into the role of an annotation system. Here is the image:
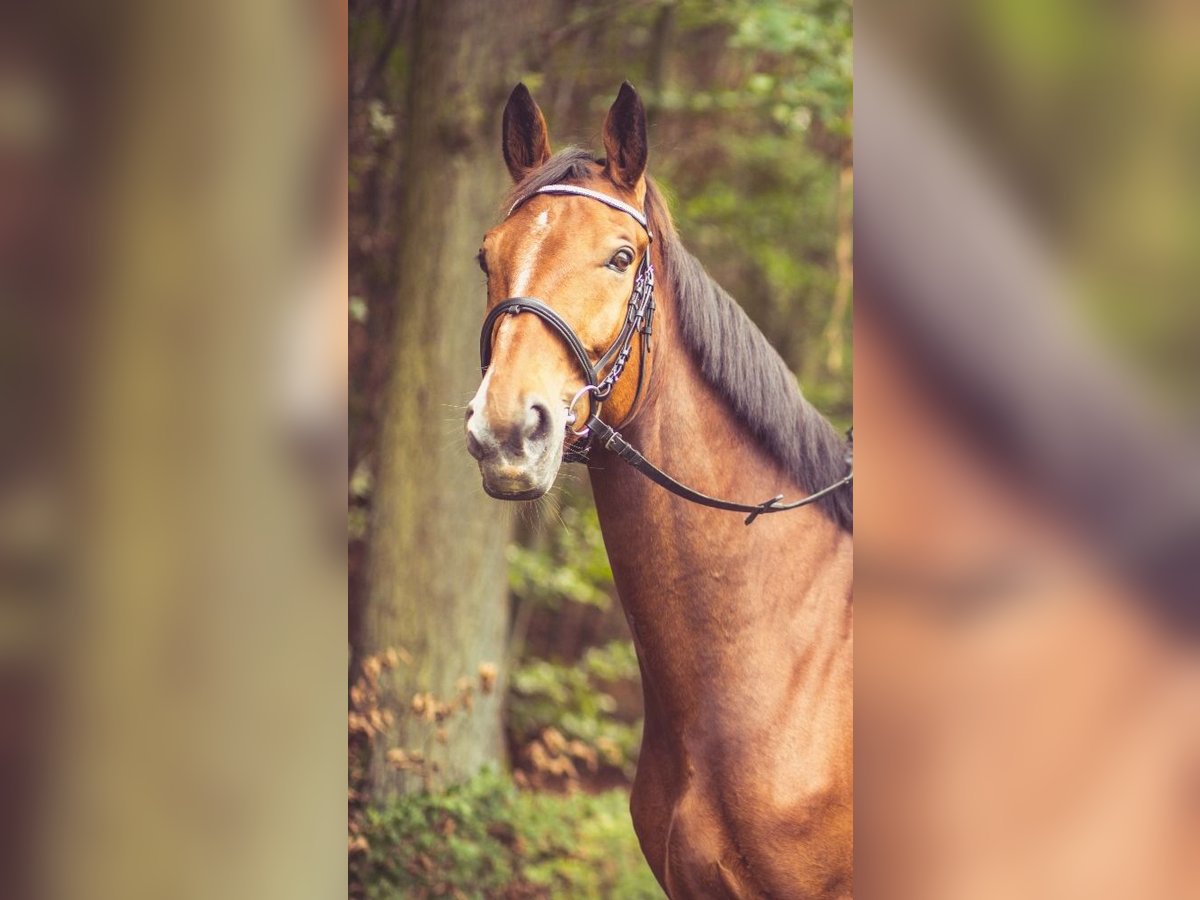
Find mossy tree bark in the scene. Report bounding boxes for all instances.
[362,0,536,799]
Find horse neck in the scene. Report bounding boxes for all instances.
[586,273,852,729]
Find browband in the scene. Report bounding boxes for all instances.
[508,183,652,237]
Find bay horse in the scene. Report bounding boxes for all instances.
[466,82,854,898]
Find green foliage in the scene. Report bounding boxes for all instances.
[354,769,662,899]
[509,641,642,776]
[627,0,856,416]
[662,0,852,139]
[727,0,853,137]
[503,488,641,782]
[507,501,613,609]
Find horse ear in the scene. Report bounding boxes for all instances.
[502,83,552,182]
[602,81,648,189]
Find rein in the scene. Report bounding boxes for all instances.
[479,183,853,525]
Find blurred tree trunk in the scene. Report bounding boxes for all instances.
[362,0,529,799]
[54,3,345,899]
[647,3,674,98]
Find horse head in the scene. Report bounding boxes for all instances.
[467,83,652,499]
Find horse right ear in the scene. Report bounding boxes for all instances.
[502,84,552,182]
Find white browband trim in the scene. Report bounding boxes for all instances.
[508,183,651,236]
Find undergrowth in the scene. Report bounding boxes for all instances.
[352,768,662,899]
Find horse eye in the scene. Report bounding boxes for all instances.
[476,249,488,274]
[608,248,635,272]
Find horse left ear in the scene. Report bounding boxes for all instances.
[502,83,552,182]
[602,81,648,190]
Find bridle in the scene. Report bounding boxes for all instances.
[480,184,657,454]
[479,182,853,525]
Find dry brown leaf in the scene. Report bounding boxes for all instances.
[567,740,598,770]
[542,727,567,754]
[478,662,497,693]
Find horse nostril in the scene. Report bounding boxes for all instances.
[525,400,552,443]
[465,427,489,461]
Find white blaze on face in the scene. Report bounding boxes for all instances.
[470,207,554,426]
[468,363,494,420]
[510,209,551,297]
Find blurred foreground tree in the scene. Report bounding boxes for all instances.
[55,2,345,898]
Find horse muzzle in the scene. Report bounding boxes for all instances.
[465,395,563,499]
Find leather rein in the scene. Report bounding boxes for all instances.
[478,183,853,525]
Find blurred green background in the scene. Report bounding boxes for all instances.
[348,1,851,895]
[863,0,1200,415]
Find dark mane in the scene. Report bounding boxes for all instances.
[511,148,853,532]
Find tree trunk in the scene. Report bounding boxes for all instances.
[53,4,345,899]
[362,0,529,799]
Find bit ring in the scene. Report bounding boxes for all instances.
[564,384,598,436]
